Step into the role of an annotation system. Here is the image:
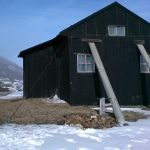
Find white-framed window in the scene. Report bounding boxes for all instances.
[140,55,150,73]
[77,53,95,73]
[108,25,125,36]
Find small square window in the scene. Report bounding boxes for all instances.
[108,25,125,36]
[77,54,95,73]
[78,64,86,72]
[140,55,150,73]
[117,26,125,35]
[78,55,85,64]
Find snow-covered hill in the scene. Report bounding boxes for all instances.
[0,56,23,97]
[0,78,23,92]
[0,56,22,81]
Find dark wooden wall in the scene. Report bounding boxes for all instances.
[23,38,70,101]
[55,39,70,102]
[22,3,150,106]
[23,46,56,98]
[62,5,150,105]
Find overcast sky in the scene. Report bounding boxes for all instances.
[0,0,150,67]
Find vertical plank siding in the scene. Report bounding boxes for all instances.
[64,5,150,105]
[20,3,150,105]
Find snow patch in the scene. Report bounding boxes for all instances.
[0,109,150,150]
[0,91,23,99]
[0,78,23,99]
[93,107,150,116]
[44,95,66,103]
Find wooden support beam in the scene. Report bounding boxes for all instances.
[82,38,102,43]
[137,44,150,69]
[88,42,125,124]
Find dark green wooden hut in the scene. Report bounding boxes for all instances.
[19,2,150,105]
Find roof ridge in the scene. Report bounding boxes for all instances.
[60,1,150,34]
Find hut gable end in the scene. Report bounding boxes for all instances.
[60,2,150,37]
[19,2,150,106]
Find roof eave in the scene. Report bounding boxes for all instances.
[18,35,63,57]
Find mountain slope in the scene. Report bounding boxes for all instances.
[0,56,22,81]
[0,56,23,96]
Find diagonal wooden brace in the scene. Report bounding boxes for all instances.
[88,42,125,123]
[137,44,150,69]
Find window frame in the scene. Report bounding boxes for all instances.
[77,53,95,73]
[140,55,150,73]
[108,25,125,37]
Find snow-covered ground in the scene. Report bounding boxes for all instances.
[0,91,23,99]
[0,78,23,92]
[0,78,23,99]
[0,108,150,150]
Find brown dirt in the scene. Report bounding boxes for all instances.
[0,98,116,129]
[123,111,147,122]
[0,98,146,128]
